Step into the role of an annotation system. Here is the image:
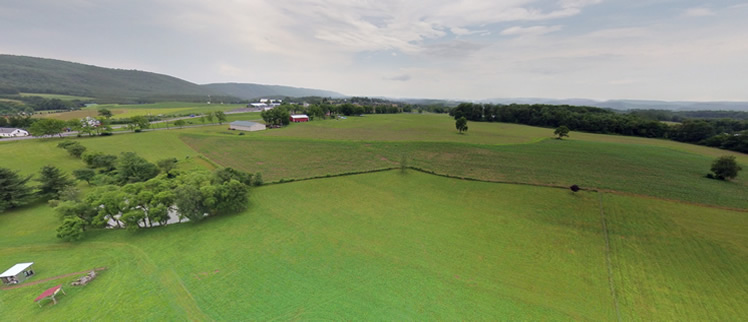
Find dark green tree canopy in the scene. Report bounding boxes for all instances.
[0,167,34,213]
[116,152,160,184]
[455,117,468,134]
[711,155,742,180]
[37,165,74,199]
[554,126,570,139]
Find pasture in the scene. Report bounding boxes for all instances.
[1,171,745,320]
[32,102,244,121]
[1,112,746,320]
[19,93,94,101]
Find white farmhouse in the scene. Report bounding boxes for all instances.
[0,128,29,137]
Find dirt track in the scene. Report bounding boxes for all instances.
[0,267,107,290]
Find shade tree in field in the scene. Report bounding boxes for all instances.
[29,118,67,137]
[174,119,186,128]
[127,115,150,132]
[0,167,34,213]
[214,111,227,124]
[98,108,113,119]
[455,117,468,134]
[710,155,742,180]
[554,126,570,139]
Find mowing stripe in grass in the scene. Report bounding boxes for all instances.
[599,193,622,322]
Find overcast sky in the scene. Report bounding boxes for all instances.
[1,0,747,101]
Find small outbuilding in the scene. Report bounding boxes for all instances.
[0,128,29,137]
[229,121,266,132]
[290,114,309,123]
[0,262,35,285]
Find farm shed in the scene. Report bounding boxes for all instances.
[229,121,266,132]
[0,262,35,285]
[290,114,309,122]
[0,128,29,137]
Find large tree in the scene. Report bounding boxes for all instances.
[29,118,67,137]
[0,167,34,213]
[214,111,227,124]
[116,152,160,184]
[554,125,570,139]
[36,165,74,199]
[711,155,742,180]
[455,117,468,134]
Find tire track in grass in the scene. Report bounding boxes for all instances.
[598,192,622,322]
[94,242,212,321]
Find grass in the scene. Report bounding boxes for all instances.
[31,102,245,121]
[0,171,744,320]
[1,111,746,319]
[182,132,748,209]
[19,93,94,101]
[604,193,748,320]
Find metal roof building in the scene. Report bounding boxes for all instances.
[229,121,266,132]
[1,262,35,285]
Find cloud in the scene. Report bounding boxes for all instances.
[384,74,411,81]
[682,7,716,17]
[422,40,486,58]
[500,25,562,36]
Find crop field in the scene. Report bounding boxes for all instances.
[31,102,244,120]
[2,171,745,319]
[1,113,746,320]
[19,93,94,101]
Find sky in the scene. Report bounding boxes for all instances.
[1,0,748,101]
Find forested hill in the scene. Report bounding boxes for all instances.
[0,55,219,102]
[202,83,345,100]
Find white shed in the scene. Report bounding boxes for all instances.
[229,121,266,132]
[0,262,35,285]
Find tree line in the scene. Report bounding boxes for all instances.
[449,103,748,153]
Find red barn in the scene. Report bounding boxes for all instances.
[290,114,309,122]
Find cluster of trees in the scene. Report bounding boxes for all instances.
[449,103,748,153]
[261,102,407,126]
[55,166,258,240]
[0,138,262,240]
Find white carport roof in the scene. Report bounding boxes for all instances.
[0,262,34,277]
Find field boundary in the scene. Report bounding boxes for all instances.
[598,193,622,321]
[405,167,748,212]
[0,267,107,290]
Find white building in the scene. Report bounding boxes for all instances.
[229,121,266,132]
[0,128,29,137]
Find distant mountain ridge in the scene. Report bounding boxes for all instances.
[0,54,217,101]
[480,98,748,111]
[202,83,345,100]
[0,54,345,102]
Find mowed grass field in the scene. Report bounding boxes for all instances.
[1,113,746,320]
[33,102,244,120]
[1,171,745,320]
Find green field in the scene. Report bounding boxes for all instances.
[2,171,745,319]
[20,93,94,101]
[33,102,244,121]
[1,113,746,320]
